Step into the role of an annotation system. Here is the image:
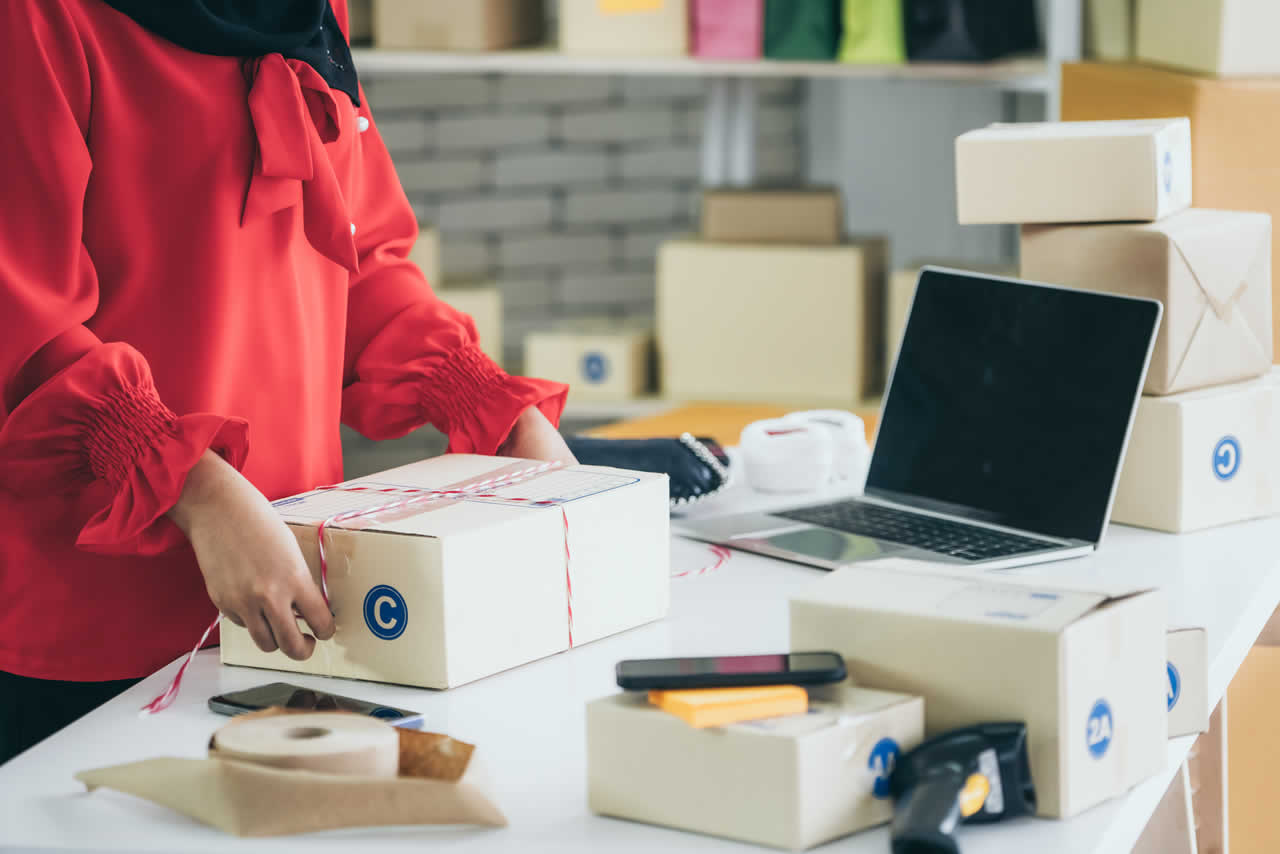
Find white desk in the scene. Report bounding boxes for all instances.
[3,505,1278,853]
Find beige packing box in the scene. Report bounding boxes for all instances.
[1167,628,1210,738]
[1112,373,1279,533]
[439,286,504,367]
[657,239,886,407]
[374,0,544,51]
[346,0,372,43]
[1136,0,1280,75]
[791,563,1168,818]
[701,189,843,245]
[221,455,670,689]
[525,322,652,401]
[1086,0,1134,60]
[587,683,923,850]
[955,119,1192,225]
[560,0,688,56]
[410,227,441,286]
[1021,209,1273,396]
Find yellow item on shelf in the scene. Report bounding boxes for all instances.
[648,685,808,728]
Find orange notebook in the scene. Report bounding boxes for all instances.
[648,685,808,728]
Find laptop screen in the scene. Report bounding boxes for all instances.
[867,268,1160,544]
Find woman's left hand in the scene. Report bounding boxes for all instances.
[498,405,578,466]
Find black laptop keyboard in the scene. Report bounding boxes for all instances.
[775,501,1058,562]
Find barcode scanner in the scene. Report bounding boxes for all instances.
[888,722,1036,854]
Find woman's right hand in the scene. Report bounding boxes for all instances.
[167,450,335,660]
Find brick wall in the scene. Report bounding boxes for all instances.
[363,73,808,369]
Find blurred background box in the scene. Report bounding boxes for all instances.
[347,0,372,43]
[701,188,842,245]
[1085,0,1134,60]
[374,0,544,51]
[657,238,886,407]
[438,285,505,367]
[560,0,689,56]
[763,0,841,61]
[903,0,1040,61]
[525,321,652,401]
[690,0,763,59]
[409,227,441,286]
[1136,0,1280,75]
[837,0,905,64]
[1063,62,1280,357]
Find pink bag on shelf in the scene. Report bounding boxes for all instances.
[690,0,763,59]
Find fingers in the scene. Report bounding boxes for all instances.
[263,597,316,661]
[244,610,278,654]
[294,579,336,641]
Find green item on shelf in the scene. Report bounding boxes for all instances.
[764,0,841,61]
[838,0,905,64]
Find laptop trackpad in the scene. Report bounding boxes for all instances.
[764,528,908,563]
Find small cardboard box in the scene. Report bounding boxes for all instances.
[439,286,504,367]
[346,0,372,43]
[587,683,923,850]
[1062,63,1280,359]
[410,227,441,287]
[373,0,544,51]
[1136,0,1280,75]
[791,563,1168,818]
[560,0,688,56]
[1112,373,1278,533]
[955,119,1192,225]
[1021,209,1272,396]
[657,239,886,407]
[1086,0,1134,60]
[1167,628,1210,738]
[525,322,652,401]
[221,455,670,689]
[701,189,843,245]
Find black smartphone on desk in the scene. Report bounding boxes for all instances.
[209,682,423,728]
[616,652,847,691]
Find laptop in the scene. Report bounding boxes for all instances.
[680,267,1162,571]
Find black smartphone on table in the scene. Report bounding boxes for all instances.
[208,682,423,728]
[616,652,847,691]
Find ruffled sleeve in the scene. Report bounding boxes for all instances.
[339,85,567,455]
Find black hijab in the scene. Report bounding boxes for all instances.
[100,0,360,104]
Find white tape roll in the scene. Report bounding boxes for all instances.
[212,713,400,778]
[741,418,834,493]
[785,410,871,486]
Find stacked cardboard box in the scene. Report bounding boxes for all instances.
[524,320,653,402]
[410,227,505,367]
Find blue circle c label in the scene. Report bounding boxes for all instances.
[581,352,609,384]
[1086,699,1113,759]
[1213,436,1240,480]
[1167,662,1181,711]
[868,737,900,799]
[363,584,407,640]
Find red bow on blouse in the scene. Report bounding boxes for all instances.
[241,54,359,272]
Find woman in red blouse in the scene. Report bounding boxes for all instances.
[0,0,573,763]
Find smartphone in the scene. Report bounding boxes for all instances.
[615,651,847,691]
[209,682,423,728]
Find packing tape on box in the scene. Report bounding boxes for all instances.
[784,410,870,484]
[212,713,401,778]
[741,419,835,493]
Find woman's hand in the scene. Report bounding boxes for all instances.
[168,451,334,659]
[498,406,577,466]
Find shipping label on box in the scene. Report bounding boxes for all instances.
[525,326,652,401]
[588,683,923,850]
[1021,209,1272,396]
[1167,627,1209,737]
[221,455,670,689]
[1137,0,1280,75]
[701,189,843,245]
[560,0,688,55]
[956,118,1192,225]
[1112,373,1279,533]
[439,286,504,367]
[790,563,1168,818]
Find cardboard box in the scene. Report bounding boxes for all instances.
[221,455,670,689]
[657,239,886,407]
[701,189,843,245]
[410,227,441,287]
[1021,209,1273,396]
[1136,0,1280,75]
[1086,0,1134,60]
[1062,62,1280,358]
[525,322,652,401]
[790,563,1168,818]
[559,0,688,56]
[587,682,923,850]
[439,286,504,367]
[1167,628,1209,738]
[373,0,544,51]
[1230,641,1280,854]
[347,0,372,43]
[955,119,1192,225]
[1112,373,1278,533]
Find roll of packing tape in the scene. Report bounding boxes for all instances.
[212,713,400,778]
[741,418,834,493]
[785,410,871,484]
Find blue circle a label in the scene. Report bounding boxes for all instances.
[1213,436,1241,481]
[581,352,609,384]
[868,737,901,799]
[363,585,407,640]
[1167,662,1181,711]
[1086,699,1113,759]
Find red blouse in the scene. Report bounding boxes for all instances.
[0,0,567,681]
